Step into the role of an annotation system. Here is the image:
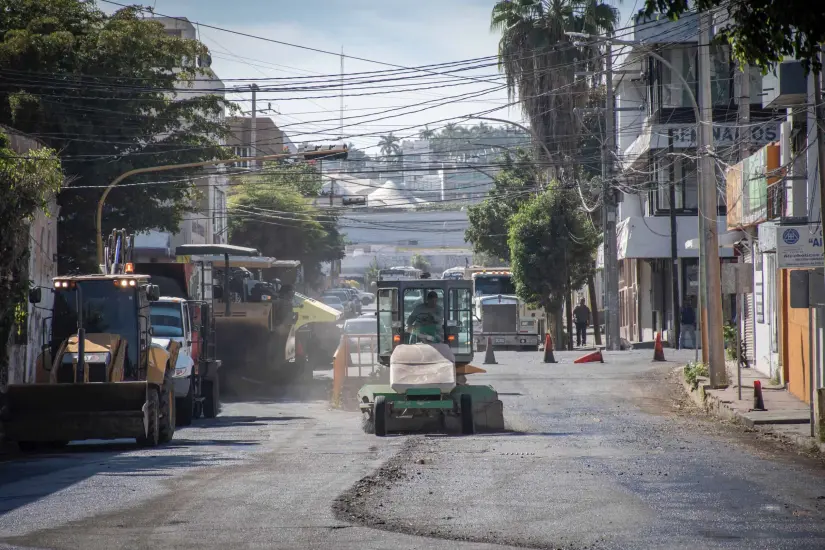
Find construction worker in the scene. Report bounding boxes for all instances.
[406,290,443,343]
[573,298,591,347]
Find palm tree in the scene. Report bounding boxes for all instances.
[490,0,618,173]
[378,133,401,163]
[418,126,436,140]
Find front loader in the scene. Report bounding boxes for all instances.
[0,230,177,449]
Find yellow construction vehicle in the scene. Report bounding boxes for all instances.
[0,230,176,449]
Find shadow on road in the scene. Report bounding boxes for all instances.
[0,449,217,516]
[185,415,309,428]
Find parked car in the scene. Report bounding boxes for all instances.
[342,288,362,315]
[356,290,375,305]
[323,289,355,317]
[342,317,377,351]
[320,295,345,314]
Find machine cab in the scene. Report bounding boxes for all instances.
[376,279,474,367]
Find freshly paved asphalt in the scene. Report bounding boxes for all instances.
[1,349,823,549]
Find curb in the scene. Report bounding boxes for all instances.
[677,366,825,456]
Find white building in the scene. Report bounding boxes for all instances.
[135,17,229,258]
[606,13,777,344]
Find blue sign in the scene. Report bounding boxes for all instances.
[783,228,800,245]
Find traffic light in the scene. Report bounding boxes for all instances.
[299,143,348,161]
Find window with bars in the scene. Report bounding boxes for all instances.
[233,146,251,168]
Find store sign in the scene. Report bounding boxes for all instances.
[665,123,779,148]
[776,224,824,268]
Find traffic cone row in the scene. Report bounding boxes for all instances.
[752,380,766,411]
[574,349,604,363]
[653,331,666,362]
[542,334,556,363]
[483,336,497,365]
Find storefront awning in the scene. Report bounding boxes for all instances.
[684,229,748,250]
[617,216,735,259]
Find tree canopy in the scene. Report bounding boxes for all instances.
[0,0,232,272]
[465,148,540,262]
[0,131,62,384]
[228,161,344,289]
[642,1,825,72]
[508,186,600,311]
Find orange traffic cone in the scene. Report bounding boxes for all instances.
[543,334,556,363]
[752,380,766,411]
[483,336,497,365]
[653,332,666,362]
[574,349,604,363]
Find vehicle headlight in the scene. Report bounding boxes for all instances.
[62,352,111,364]
[174,366,188,377]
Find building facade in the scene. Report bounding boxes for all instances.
[135,17,229,257]
[605,14,777,344]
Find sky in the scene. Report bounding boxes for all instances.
[99,0,634,155]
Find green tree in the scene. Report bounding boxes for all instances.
[228,162,344,287]
[508,186,600,348]
[491,0,618,171]
[0,1,232,272]
[410,253,430,272]
[0,131,62,384]
[465,148,539,261]
[378,133,401,162]
[642,1,825,72]
[418,126,436,140]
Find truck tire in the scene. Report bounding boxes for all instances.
[374,396,388,437]
[460,393,474,435]
[137,389,160,447]
[203,378,220,419]
[159,367,175,444]
[176,376,194,427]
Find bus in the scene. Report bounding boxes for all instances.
[377,266,422,281]
[441,267,465,280]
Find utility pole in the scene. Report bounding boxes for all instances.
[250,83,259,171]
[814,49,825,440]
[668,130,680,348]
[340,46,345,140]
[699,11,726,386]
[603,40,620,351]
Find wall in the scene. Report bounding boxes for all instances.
[782,269,812,403]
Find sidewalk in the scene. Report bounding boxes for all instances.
[681,361,825,455]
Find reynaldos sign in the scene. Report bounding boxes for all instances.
[665,123,779,148]
[776,224,824,268]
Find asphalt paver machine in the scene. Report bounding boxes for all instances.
[358,279,504,436]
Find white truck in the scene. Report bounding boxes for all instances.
[149,297,202,426]
[463,267,545,351]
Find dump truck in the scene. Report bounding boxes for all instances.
[175,246,304,392]
[462,266,544,351]
[357,278,504,435]
[0,230,176,448]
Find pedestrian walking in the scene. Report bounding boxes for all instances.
[572,298,591,347]
[679,298,696,350]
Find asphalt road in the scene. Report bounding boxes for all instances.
[1,349,824,549]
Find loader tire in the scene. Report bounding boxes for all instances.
[159,367,175,444]
[460,393,474,435]
[203,378,219,419]
[374,396,388,437]
[137,389,160,447]
[176,376,194,427]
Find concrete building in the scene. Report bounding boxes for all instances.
[2,128,60,385]
[135,17,229,257]
[605,13,778,344]
[226,116,288,165]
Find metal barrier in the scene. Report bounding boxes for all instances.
[331,334,382,407]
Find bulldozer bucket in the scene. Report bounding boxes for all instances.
[1,382,151,443]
